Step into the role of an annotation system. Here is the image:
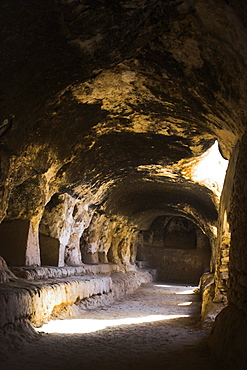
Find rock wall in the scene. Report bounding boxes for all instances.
[213,145,239,303]
[0,186,142,272]
[81,212,138,268]
[210,133,247,369]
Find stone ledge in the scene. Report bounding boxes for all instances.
[0,276,112,327]
[199,272,225,328]
[10,263,121,281]
[0,269,155,329]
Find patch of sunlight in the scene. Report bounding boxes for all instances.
[176,288,195,295]
[189,141,228,197]
[154,284,173,288]
[210,225,218,237]
[35,314,189,334]
[178,301,192,306]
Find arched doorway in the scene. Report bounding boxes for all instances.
[137,216,211,284]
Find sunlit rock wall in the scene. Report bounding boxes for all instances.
[210,133,247,369]
[213,144,239,303]
[39,193,93,267]
[39,193,76,267]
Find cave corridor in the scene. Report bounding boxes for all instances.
[1,0,247,369]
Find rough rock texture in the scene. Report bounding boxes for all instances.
[210,304,247,369]
[199,272,225,329]
[10,264,121,281]
[0,269,153,328]
[228,133,247,312]
[1,0,247,367]
[210,133,247,369]
[1,0,242,231]
[0,256,17,284]
[0,0,234,277]
[213,144,239,303]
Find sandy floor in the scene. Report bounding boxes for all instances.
[0,282,225,370]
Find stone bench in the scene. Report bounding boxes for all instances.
[10,263,120,281]
[0,275,112,327]
[0,268,155,328]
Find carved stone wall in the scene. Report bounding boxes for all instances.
[81,213,137,268]
[210,133,247,368]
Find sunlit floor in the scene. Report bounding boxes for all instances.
[0,282,224,370]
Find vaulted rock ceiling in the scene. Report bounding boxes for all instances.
[1,0,247,238]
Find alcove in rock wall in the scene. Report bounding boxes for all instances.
[138,216,211,284]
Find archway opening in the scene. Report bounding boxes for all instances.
[137,216,211,285]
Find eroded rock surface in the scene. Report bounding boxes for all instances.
[1,1,247,368]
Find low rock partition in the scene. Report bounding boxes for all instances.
[199,272,225,328]
[0,269,154,329]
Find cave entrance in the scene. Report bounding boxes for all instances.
[137,216,211,284]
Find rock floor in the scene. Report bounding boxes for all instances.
[0,282,225,370]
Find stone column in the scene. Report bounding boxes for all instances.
[39,193,76,267]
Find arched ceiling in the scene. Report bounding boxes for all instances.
[104,177,218,229]
[1,0,247,228]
